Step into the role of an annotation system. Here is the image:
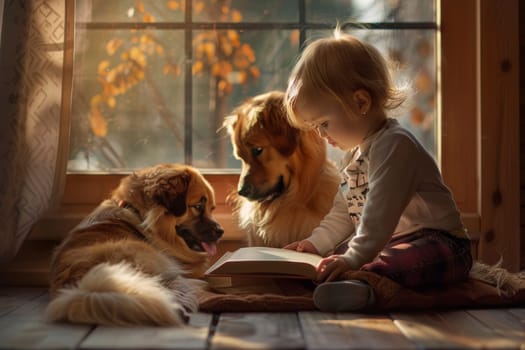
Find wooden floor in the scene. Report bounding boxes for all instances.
[1,287,524,350]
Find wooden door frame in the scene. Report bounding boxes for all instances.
[441,0,520,271]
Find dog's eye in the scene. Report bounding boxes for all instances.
[251,147,263,157]
[191,204,204,213]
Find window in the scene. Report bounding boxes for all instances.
[68,0,437,172]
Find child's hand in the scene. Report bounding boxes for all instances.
[283,240,319,254]
[316,255,352,282]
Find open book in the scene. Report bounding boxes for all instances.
[204,246,323,284]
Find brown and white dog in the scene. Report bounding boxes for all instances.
[222,91,341,248]
[46,163,223,326]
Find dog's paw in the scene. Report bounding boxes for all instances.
[167,276,205,313]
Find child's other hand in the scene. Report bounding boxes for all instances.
[316,255,352,282]
[283,240,319,254]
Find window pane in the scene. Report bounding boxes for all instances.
[69,28,186,171]
[194,0,298,23]
[307,0,435,23]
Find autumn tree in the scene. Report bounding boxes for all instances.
[88,0,259,167]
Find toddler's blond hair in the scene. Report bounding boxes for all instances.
[285,28,405,128]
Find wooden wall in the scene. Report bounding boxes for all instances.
[519,1,525,270]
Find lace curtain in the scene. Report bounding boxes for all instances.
[0,0,69,263]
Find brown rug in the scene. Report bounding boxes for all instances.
[198,262,525,312]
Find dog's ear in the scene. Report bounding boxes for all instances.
[221,113,238,135]
[150,169,191,217]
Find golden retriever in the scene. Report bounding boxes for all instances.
[222,91,340,247]
[46,163,223,326]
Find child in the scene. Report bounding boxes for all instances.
[283,29,472,312]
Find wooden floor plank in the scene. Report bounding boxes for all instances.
[0,287,46,316]
[5,293,52,317]
[298,311,415,350]
[80,313,212,350]
[436,310,519,349]
[0,293,92,350]
[297,312,351,349]
[507,308,525,323]
[336,313,417,349]
[467,309,525,346]
[392,311,483,349]
[211,312,304,350]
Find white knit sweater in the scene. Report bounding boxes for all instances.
[307,118,468,269]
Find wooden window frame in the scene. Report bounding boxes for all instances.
[2,0,519,286]
[440,0,519,271]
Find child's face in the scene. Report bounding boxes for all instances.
[296,93,371,151]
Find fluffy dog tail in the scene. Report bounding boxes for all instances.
[45,262,201,326]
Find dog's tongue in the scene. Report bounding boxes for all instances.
[201,242,217,256]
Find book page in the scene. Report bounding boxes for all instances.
[227,247,322,266]
[205,247,323,279]
[205,251,233,274]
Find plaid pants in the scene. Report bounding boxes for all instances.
[360,229,472,290]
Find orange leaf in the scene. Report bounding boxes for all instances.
[194,1,204,14]
[111,83,123,96]
[136,1,145,13]
[90,107,108,137]
[135,69,145,81]
[192,60,203,74]
[98,60,110,76]
[129,47,146,66]
[290,30,300,45]
[231,10,242,22]
[218,79,232,94]
[163,64,180,76]
[227,30,240,47]
[106,39,123,56]
[410,107,425,126]
[143,12,156,22]
[90,94,102,107]
[204,42,216,61]
[106,70,116,83]
[241,44,255,62]
[212,63,221,77]
[220,37,232,56]
[250,66,260,79]
[415,69,431,91]
[140,34,150,44]
[107,97,116,109]
[98,77,114,96]
[212,61,232,78]
[233,55,249,69]
[166,0,179,10]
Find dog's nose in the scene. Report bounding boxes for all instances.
[238,182,253,197]
[215,225,224,238]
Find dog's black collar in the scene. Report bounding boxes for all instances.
[118,200,142,219]
[115,199,148,241]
